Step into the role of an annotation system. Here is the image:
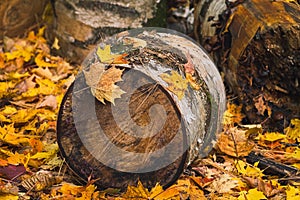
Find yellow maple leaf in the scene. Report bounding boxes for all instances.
[30,143,59,161]
[236,160,264,177]
[256,132,286,142]
[122,180,150,199]
[286,185,300,200]
[160,70,188,100]
[84,65,126,104]
[223,103,245,126]
[0,149,31,167]
[58,183,98,200]
[6,71,30,79]
[35,53,58,67]
[238,188,267,200]
[1,106,17,115]
[149,183,164,199]
[285,147,300,161]
[10,109,37,124]
[0,124,30,146]
[96,45,128,64]
[0,194,18,200]
[285,119,300,142]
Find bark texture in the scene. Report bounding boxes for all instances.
[47,0,165,63]
[0,0,48,39]
[195,0,300,130]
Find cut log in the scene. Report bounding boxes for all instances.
[57,28,226,190]
[0,0,48,39]
[46,0,167,63]
[194,0,300,131]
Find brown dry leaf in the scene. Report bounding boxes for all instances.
[207,173,239,194]
[32,67,53,79]
[160,70,188,100]
[36,95,58,110]
[254,96,272,117]
[97,45,128,64]
[217,127,254,157]
[83,63,105,87]
[223,103,245,127]
[84,64,126,104]
[184,52,195,75]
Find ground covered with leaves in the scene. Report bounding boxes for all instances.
[0,28,300,200]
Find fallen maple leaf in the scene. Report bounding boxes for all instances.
[217,127,254,157]
[36,95,58,110]
[207,173,239,194]
[254,96,272,117]
[84,65,126,104]
[285,118,300,142]
[160,70,188,100]
[285,185,300,200]
[238,188,267,200]
[236,160,264,177]
[83,63,105,87]
[96,45,128,64]
[223,102,245,127]
[122,180,150,199]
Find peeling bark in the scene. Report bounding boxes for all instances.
[195,0,300,130]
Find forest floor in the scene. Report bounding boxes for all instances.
[0,23,300,200]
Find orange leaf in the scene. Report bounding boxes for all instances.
[223,103,245,126]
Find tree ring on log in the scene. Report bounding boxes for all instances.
[57,27,226,190]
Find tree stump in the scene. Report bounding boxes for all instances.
[57,28,226,190]
[47,0,167,63]
[0,0,48,39]
[194,0,300,130]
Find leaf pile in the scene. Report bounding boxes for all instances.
[0,28,76,199]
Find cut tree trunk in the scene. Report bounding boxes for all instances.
[46,0,166,63]
[194,0,300,131]
[0,0,48,39]
[57,28,226,190]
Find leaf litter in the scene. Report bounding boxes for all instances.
[0,28,300,199]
